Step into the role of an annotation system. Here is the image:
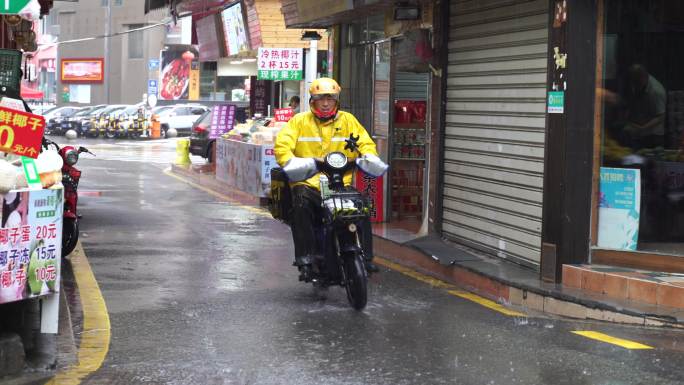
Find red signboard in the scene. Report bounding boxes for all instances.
[61,58,104,83]
[274,108,294,122]
[0,107,45,159]
[355,171,384,223]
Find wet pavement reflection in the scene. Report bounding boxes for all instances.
[56,138,684,385]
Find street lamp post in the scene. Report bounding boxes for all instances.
[301,31,322,112]
[104,0,112,104]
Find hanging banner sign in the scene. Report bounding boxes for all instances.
[355,172,384,223]
[274,108,294,122]
[189,61,200,101]
[209,104,236,139]
[598,167,640,250]
[0,106,45,158]
[258,48,303,81]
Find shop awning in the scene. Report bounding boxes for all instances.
[21,85,43,100]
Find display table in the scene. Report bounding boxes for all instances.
[215,138,276,198]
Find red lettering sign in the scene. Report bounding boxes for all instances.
[274,108,294,122]
[0,107,45,159]
[355,172,384,223]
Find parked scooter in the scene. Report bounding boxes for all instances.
[42,137,94,257]
[269,135,388,310]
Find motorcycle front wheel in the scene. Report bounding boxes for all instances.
[343,253,368,310]
[62,217,79,257]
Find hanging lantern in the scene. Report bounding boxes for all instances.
[23,41,37,53]
[4,15,22,26]
[11,20,33,46]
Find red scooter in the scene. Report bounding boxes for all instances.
[42,138,94,256]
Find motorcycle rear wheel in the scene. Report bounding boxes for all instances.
[62,217,79,257]
[343,253,368,310]
[105,129,117,139]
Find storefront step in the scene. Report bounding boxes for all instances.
[373,236,684,328]
[563,264,684,311]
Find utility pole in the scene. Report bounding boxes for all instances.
[104,0,111,104]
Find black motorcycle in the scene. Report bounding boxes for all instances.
[270,135,387,310]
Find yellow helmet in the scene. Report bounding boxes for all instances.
[309,77,341,96]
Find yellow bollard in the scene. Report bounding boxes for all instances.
[175,138,191,167]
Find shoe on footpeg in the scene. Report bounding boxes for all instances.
[365,261,380,274]
[298,264,313,282]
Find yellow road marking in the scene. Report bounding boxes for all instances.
[375,257,526,317]
[571,331,653,350]
[166,169,527,318]
[46,242,111,385]
[375,257,455,289]
[163,168,270,217]
[447,289,527,317]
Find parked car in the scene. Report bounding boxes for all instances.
[46,107,83,135]
[155,104,208,137]
[189,106,249,161]
[28,103,56,115]
[189,110,215,161]
[63,105,106,136]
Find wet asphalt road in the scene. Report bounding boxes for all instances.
[56,137,684,384]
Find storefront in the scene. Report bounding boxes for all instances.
[290,3,437,237]
[533,0,684,282]
[590,0,684,273]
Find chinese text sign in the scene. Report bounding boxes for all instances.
[598,167,640,250]
[0,106,45,159]
[355,171,384,223]
[209,104,237,139]
[258,48,303,81]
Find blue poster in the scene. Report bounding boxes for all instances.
[598,167,640,250]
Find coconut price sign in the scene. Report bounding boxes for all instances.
[0,0,33,14]
[0,106,45,158]
[258,48,303,81]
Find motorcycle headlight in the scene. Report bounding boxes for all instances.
[325,152,347,169]
[65,150,79,166]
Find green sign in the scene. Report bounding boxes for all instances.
[547,91,564,114]
[0,0,32,15]
[21,156,42,190]
[257,70,302,81]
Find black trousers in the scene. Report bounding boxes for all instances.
[290,185,374,264]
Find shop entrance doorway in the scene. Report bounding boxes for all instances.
[388,72,430,237]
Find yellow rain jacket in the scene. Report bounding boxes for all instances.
[275,110,378,190]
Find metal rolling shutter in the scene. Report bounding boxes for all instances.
[442,0,548,267]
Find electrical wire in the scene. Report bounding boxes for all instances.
[38,13,191,47]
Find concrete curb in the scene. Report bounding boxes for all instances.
[374,237,684,328]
